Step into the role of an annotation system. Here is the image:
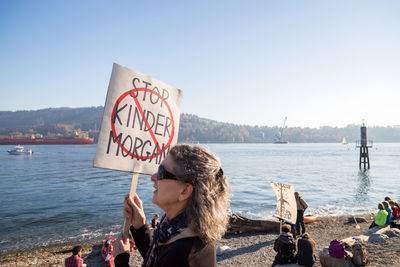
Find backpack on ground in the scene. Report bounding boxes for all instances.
[328,239,346,258]
[351,241,369,266]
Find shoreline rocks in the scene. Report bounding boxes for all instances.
[1,214,399,267]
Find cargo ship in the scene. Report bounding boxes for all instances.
[0,137,94,145]
[0,131,94,145]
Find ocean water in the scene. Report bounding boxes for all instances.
[0,143,399,252]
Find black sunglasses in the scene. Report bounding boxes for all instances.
[157,165,179,181]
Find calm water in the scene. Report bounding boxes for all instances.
[1,143,399,252]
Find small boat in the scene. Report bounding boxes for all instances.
[273,140,289,144]
[304,214,318,224]
[342,137,348,145]
[7,145,33,155]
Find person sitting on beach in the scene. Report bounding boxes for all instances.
[295,192,308,235]
[65,245,84,267]
[296,233,316,267]
[389,200,400,229]
[382,201,392,225]
[384,196,400,210]
[113,144,231,267]
[272,224,296,266]
[151,214,160,229]
[369,203,388,229]
[389,200,399,221]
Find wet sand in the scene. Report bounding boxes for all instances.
[1,214,399,266]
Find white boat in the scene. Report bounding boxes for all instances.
[342,137,348,145]
[7,145,33,155]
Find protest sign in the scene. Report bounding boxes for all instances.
[270,182,297,225]
[94,63,183,175]
[94,63,183,234]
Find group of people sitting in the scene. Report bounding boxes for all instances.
[272,224,316,267]
[369,197,400,229]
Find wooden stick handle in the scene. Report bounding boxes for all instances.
[123,173,139,235]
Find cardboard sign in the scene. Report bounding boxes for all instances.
[270,182,297,224]
[94,63,183,174]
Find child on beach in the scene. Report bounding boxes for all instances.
[382,201,392,225]
[369,203,388,229]
[65,246,84,267]
[272,224,296,266]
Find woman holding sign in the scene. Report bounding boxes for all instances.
[114,144,231,267]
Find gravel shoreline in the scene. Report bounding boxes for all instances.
[1,214,399,266]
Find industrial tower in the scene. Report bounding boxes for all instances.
[356,122,373,169]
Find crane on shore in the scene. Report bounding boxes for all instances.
[274,117,289,144]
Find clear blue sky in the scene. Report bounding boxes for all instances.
[1,1,399,127]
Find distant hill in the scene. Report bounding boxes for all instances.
[1,107,400,143]
[0,107,103,130]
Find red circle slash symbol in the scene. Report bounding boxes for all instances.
[110,88,175,160]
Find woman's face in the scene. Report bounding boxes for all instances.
[151,155,190,213]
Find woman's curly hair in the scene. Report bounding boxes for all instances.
[169,144,231,244]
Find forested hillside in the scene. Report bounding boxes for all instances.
[1,107,400,143]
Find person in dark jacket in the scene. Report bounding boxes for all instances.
[113,144,231,267]
[272,224,296,266]
[296,233,316,267]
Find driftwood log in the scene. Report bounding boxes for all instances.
[226,213,280,235]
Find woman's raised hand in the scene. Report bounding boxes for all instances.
[124,194,146,229]
[113,232,130,257]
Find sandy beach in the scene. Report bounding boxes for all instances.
[1,214,399,267]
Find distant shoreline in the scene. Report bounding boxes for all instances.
[2,109,400,143]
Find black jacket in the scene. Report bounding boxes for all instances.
[296,237,316,266]
[273,233,296,265]
[115,224,216,267]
